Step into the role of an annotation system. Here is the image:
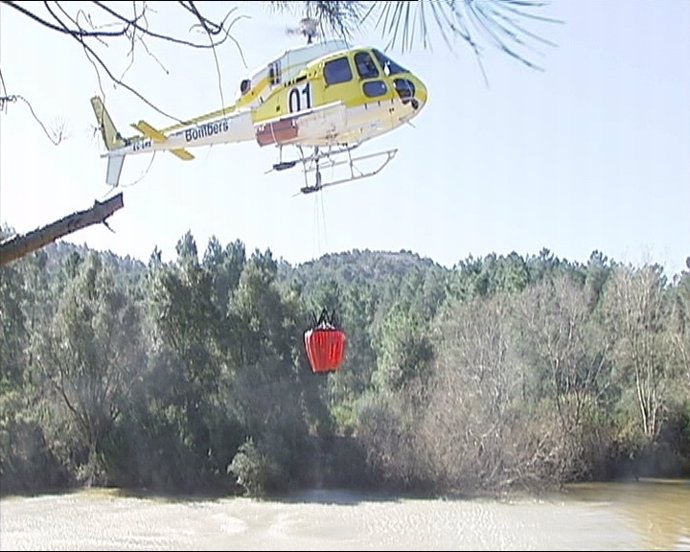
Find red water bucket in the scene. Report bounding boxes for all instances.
[304,326,347,374]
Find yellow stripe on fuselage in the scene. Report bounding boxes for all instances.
[150,75,273,136]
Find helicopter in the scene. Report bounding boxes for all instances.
[90,19,428,195]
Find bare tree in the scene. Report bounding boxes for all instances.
[420,294,519,491]
[604,265,676,441]
[513,276,614,480]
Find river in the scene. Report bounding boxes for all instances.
[1,479,688,550]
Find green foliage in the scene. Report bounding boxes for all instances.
[371,301,433,392]
[353,390,418,488]
[202,236,246,315]
[1,234,688,498]
[584,250,613,312]
[448,251,533,301]
[229,437,285,497]
[0,261,27,385]
[35,252,147,485]
[0,383,69,493]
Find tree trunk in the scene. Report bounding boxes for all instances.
[0,193,124,266]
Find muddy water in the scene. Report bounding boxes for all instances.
[1,479,688,550]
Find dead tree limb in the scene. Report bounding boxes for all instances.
[0,193,124,267]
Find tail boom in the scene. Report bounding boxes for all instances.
[91,95,255,187]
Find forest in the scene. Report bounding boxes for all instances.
[1,230,689,497]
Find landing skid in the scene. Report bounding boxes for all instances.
[299,149,398,195]
[267,144,360,173]
[272,160,297,171]
[267,144,398,195]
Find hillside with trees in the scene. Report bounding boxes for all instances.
[1,230,688,497]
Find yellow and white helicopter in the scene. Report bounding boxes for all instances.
[91,20,428,195]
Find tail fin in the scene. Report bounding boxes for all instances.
[105,156,125,188]
[91,96,126,150]
[91,96,126,187]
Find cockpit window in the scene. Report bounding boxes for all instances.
[394,78,415,101]
[324,57,353,85]
[373,50,408,76]
[355,51,379,79]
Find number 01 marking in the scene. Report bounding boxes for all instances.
[288,83,312,113]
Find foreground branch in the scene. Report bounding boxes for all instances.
[0,193,124,266]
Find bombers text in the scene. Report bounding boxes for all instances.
[185,119,230,142]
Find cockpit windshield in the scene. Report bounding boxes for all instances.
[373,50,408,76]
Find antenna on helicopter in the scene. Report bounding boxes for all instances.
[286,17,322,45]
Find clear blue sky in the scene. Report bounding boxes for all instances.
[1,1,688,277]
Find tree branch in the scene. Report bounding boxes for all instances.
[0,193,124,266]
[3,0,127,37]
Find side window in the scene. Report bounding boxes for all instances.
[363,80,388,98]
[355,51,379,79]
[324,57,353,85]
[269,61,281,85]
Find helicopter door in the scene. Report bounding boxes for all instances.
[354,50,390,101]
[321,56,358,107]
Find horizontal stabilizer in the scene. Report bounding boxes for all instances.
[132,120,195,160]
[132,121,167,142]
[170,148,195,160]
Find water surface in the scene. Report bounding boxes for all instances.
[1,479,688,550]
